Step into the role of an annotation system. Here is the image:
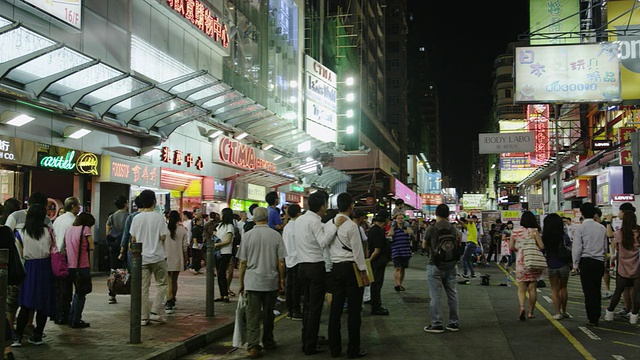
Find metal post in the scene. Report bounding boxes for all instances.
[0,249,7,345]
[130,242,142,344]
[205,237,215,317]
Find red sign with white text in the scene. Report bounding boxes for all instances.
[216,136,276,172]
[421,194,443,206]
[166,0,229,48]
[612,194,635,202]
[527,104,550,166]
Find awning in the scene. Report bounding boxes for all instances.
[225,169,297,189]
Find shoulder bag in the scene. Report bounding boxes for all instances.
[522,233,547,271]
[8,229,26,285]
[74,226,92,294]
[50,227,69,278]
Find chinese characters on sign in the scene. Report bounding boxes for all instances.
[160,146,204,170]
[619,127,635,166]
[166,0,229,48]
[110,159,160,187]
[527,104,550,166]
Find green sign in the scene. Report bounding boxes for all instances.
[291,184,305,192]
[230,199,269,212]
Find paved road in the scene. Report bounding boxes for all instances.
[179,254,640,360]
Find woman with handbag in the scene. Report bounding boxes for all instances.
[164,210,189,313]
[604,210,640,325]
[542,213,572,320]
[14,204,56,346]
[64,212,96,328]
[509,211,545,321]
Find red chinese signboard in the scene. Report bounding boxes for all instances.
[420,194,443,206]
[619,127,635,166]
[527,104,550,166]
[285,193,302,204]
[218,137,276,172]
[160,146,204,170]
[166,0,229,48]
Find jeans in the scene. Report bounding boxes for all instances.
[245,290,277,350]
[69,267,90,325]
[462,242,477,276]
[142,260,168,320]
[426,264,459,326]
[487,242,498,262]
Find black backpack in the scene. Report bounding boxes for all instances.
[232,225,242,257]
[433,227,459,269]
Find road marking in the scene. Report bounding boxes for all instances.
[596,326,638,336]
[578,326,602,340]
[612,354,627,359]
[543,295,552,304]
[497,264,596,360]
[612,341,640,348]
[536,288,541,293]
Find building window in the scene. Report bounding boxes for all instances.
[389,23,399,34]
[387,41,399,53]
[389,78,399,88]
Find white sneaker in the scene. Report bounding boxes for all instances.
[552,314,563,320]
[150,313,167,324]
[562,312,573,319]
[605,309,614,321]
[140,319,150,326]
[630,313,638,325]
[615,309,629,317]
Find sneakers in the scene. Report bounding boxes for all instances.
[471,274,477,278]
[615,309,630,318]
[165,304,175,314]
[552,314,563,320]
[28,334,43,345]
[140,319,150,326]
[108,296,117,304]
[605,309,615,321]
[461,274,469,279]
[150,313,167,324]
[70,320,91,329]
[445,323,459,332]
[604,291,613,299]
[630,313,638,325]
[423,325,445,333]
[288,312,303,320]
[10,333,21,348]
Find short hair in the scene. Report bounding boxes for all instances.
[337,192,353,212]
[506,220,514,225]
[73,212,96,227]
[620,202,636,213]
[248,203,259,215]
[395,198,405,206]
[133,195,143,209]
[64,197,80,212]
[114,195,128,209]
[594,207,602,217]
[308,191,327,213]
[27,192,47,207]
[519,210,539,229]
[265,191,279,206]
[435,204,449,218]
[373,210,389,223]
[580,202,596,219]
[287,204,302,218]
[138,190,156,209]
[253,207,269,222]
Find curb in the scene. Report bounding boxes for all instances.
[144,322,236,360]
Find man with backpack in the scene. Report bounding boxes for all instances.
[423,204,461,333]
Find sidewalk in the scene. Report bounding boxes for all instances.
[12,269,239,360]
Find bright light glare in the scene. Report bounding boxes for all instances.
[346,125,354,134]
[290,80,298,88]
[66,129,92,139]
[297,141,311,153]
[346,93,355,102]
[5,114,35,126]
[346,109,354,118]
[345,77,354,86]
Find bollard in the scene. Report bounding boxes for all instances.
[0,249,7,345]
[130,242,142,344]
[205,237,215,317]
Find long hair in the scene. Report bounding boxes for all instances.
[219,208,234,226]
[620,210,639,251]
[542,213,564,255]
[24,203,47,240]
[168,210,181,239]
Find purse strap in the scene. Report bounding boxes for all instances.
[78,226,86,266]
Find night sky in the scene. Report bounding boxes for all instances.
[407,0,530,192]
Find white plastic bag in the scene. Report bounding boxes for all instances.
[232,292,247,348]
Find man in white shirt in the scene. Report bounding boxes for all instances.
[130,190,168,326]
[52,196,80,325]
[328,193,369,359]
[5,192,51,230]
[283,204,303,320]
[296,190,344,355]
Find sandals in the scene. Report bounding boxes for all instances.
[519,308,526,321]
[528,311,535,319]
[228,291,236,297]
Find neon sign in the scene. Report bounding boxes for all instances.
[39,150,99,175]
[40,151,75,170]
[166,0,229,48]
[218,137,276,172]
[160,146,204,170]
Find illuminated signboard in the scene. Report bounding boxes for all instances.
[247,184,266,201]
[285,193,302,203]
[514,43,621,103]
[38,145,99,175]
[166,0,229,48]
[160,146,204,170]
[420,193,443,206]
[527,104,549,165]
[214,179,226,200]
[291,184,305,192]
[212,136,276,172]
[593,139,612,150]
[305,55,337,143]
[619,127,635,166]
[0,136,37,166]
[394,179,419,209]
[23,0,82,29]
[608,1,640,100]
[108,158,160,187]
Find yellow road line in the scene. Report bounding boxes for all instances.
[597,326,640,336]
[612,341,640,348]
[497,264,596,360]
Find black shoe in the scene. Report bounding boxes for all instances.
[371,308,389,316]
[394,285,401,292]
[70,320,90,329]
[317,336,328,345]
[331,352,344,358]
[305,346,325,355]
[347,350,367,359]
[363,300,371,305]
[586,321,599,327]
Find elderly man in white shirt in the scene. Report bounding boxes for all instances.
[295,190,344,356]
[51,196,81,325]
[572,202,608,327]
[327,193,369,359]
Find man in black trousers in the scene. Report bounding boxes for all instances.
[572,202,608,326]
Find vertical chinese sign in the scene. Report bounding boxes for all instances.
[620,127,636,166]
[527,104,550,166]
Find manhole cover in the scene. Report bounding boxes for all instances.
[401,296,429,303]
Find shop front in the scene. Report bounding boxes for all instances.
[230,182,268,212]
[159,143,208,215]
[202,178,228,216]
[0,135,37,204]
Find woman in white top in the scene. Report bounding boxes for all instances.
[15,204,56,346]
[213,208,235,302]
[164,211,189,313]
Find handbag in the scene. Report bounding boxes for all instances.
[107,268,131,295]
[522,236,547,271]
[50,227,69,278]
[74,226,92,294]
[558,244,572,265]
[9,229,26,286]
